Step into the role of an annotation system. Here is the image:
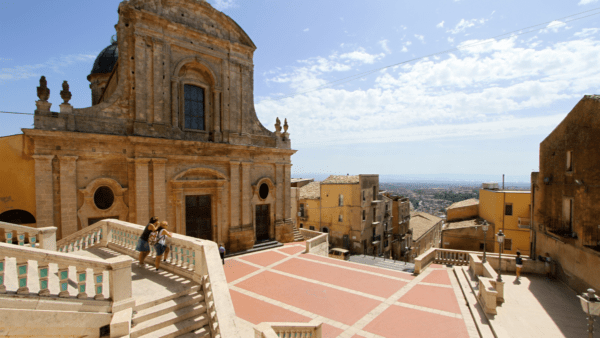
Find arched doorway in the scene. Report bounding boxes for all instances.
[0,209,36,225]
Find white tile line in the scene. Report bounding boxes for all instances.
[296,255,414,283]
[394,301,463,319]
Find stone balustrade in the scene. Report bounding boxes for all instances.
[414,248,473,274]
[0,221,57,251]
[0,241,133,312]
[298,228,323,240]
[254,320,323,338]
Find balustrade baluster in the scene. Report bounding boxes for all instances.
[93,270,104,300]
[96,228,102,244]
[17,232,25,246]
[76,268,87,299]
[58,265,70,297]
[5,231,12,244]
[29,234,37,248]
[16,258,28,294]
[183,247,191,269]
[0,258,6,293]
[38,263,50,296]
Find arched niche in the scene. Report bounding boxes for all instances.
[251,177,276,241]
[0,209,36,225]
[171,167,228,242]
[77,178,128,228]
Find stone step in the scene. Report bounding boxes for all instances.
[130,303,208,338]
[453,266,495,338]
[133,292,205,325]
[137,317,210,338]
[174,325,211,338]
[225,241,283,258]
[134,285,201,313]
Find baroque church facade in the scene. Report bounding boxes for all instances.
[4,0,296,253]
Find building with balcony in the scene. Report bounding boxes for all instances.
[384,194,412,260]
[297,175,393,255]
[531,94,600,293]
[409,211,443,259]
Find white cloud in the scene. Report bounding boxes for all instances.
[448,18,488,34]
[414,34,425,43]
[379,39,391,54]
[574,27,600,38]
[0,54,95,82]
[540,21,568,34]
[303,28,310,32]
[340,48,385,64]
[401,46,408,53]
[211,0,236,10]
[436,21,445,28]
[257,36,600,147]
[448,37,455,43]
[579,0,599,5]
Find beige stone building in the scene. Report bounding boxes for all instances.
[384,194,412,260]
[409,211,443,260]
[3,0,296,254]
[297,175,393,255]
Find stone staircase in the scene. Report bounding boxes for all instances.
[131,284,211,338]
[348,255,415,273]
[292,224,305,242]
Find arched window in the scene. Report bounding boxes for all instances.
[322,227,329,233]
[184,84,205,130]
[0,209,36,224]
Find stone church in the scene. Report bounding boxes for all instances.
[1,0,296,253]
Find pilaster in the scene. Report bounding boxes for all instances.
[275,164,284,221]
[33,155,55,228]
[241,162,251,227]
[152,158,167,221]
[229,161,240,229]
[133,158,151,225]
[284,164,292,219]
[58,156,78,237]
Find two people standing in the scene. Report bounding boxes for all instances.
[135,217,172,270]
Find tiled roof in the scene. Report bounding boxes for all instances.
[299,182,321,200]
[446,199,479,210]
[409,212,442,240]
[585,95,600,101]
[444,218,480,230]
[322,175,360,184]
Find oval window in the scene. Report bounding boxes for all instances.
[94,186,115,210]
[259,183,269,200]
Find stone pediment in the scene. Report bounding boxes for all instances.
[172,167,227,183]
[124,0,256,49]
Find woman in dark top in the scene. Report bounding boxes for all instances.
[136,216,159,267]
[515,251,523,281]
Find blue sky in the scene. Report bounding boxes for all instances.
[2,0,600,182]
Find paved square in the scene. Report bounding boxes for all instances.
[226,244,474,338]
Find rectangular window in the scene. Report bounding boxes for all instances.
[504,238,512,251]
[184,84,205,130]
[505,203,513,216]
[362,210,366,221]
[373,208,377,220]
[339,194,344,206]
[309,226,315,231]
[363,191,365,201]
[566,150,573,171]
[299,203,305,217]
[339,215,343,222]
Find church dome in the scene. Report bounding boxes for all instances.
[90,40,118,75]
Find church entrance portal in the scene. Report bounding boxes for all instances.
[255,204,270,242]
[186,195,212,241]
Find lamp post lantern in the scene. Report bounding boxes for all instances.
[496,230,505,282]
[578,288,599,338]
[482,221,489,264]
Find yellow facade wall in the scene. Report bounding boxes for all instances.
[479,189,531,255]
[0,135,36,224]
[446,204,478,222]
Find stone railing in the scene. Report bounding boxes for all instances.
[414,248,472,274]
[56,222,104,253]
[0,221,57,250]
[254,320,323,338]
[305,232,328,257]
[0,241,133,313]
[299,228,324,240]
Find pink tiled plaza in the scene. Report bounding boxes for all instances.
[225,242,476,338]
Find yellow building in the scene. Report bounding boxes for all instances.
[479,185,531,255]
[298,175,393,255]
[0,135,36,227]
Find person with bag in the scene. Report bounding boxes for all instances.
[515,251,523,282]
[154,221,173,271]
[136,216,159,267]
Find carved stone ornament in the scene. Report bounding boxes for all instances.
[275,117,282,133]
[283,118,289,133]
[37,76,50,102]
[60,81,72,104]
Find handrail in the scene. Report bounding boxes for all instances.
[56,220,105,249]
[298,228,323,240]
[0,221,57,250]
[305,232,328,256]
[254,320,322,338]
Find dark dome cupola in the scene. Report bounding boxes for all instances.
[88,39,119,105]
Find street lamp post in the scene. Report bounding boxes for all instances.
[496,230,505,282]
[578,288,599,338]
[482,221,489,264]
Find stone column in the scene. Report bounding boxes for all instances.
[213,89,222,142]
[171,78,179,129]
[134,159,151,225]
[229,161,240,229]
[152,158,167,221]
[33,155,55,228]
[284,164,292,219]
[241,162,251,228]
[173,188,184,234]
[58,156,79,237]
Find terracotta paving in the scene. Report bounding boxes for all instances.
[225,244,475,338]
